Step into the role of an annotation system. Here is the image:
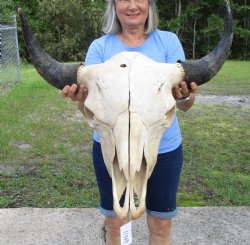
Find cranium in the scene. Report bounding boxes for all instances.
[17,0,233,220]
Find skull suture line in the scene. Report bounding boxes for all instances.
[17,0,233,220]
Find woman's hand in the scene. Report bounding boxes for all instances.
[172,81,198,112]
[61,84,88,114]
[61,84,88,102]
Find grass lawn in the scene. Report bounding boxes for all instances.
[0,61,249,208]
[198,60,250,95]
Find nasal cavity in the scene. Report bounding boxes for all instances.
[120,64,127,68]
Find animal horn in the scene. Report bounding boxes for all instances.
[180,0,233,86]
[17,8,80,90]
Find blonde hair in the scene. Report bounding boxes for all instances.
[102,0,159,34]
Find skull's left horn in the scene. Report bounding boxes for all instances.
[180,0,233,86]
[17,8,80,90]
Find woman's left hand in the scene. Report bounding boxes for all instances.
[172,81,198,99]
[172,81,198,112]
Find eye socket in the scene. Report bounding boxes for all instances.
[84,106,94,121]
[164,105,176,124]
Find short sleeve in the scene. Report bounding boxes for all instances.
[84,40,104,66]
[165,33,185,64]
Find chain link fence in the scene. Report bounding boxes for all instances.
[0,15,21,87]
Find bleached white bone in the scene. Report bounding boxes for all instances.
[77,52,184,220]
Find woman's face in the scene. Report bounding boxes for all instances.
[115,0,149,31]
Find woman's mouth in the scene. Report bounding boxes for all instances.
[127,13,140,17]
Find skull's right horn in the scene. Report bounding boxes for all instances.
[17,8,81,90]
[180,0,233,86]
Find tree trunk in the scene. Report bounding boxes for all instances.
[175,0,182,36]
[244,0,249,59]
[193,18,197,59]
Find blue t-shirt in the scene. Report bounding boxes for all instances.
[85,29,185,153]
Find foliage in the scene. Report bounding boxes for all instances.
[1,0,104,61]
[230,1,250,59]
[34,0,104,61]
[0,0,249,61]
[157,0,249,60]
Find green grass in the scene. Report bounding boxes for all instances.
[0,64,97,208]
[0,61,249,208]
[0,65,20,85]
[178,104,250,206]
[199,60,250,95]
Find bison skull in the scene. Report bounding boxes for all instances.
[77,52,184,219]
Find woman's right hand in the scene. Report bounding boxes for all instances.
[61,84,88,102]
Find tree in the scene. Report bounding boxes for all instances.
[231,0,250,59]
[1,0,104,61]
[157,0,246,60]
[35,0,104,61]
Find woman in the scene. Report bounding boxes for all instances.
[62,0,197,244]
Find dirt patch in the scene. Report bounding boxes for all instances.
[20,161,38,177]
[0,161,37,176]
[0,164,16,175]
[196,95,250,108]
[0,84,15,95]
[67,111,85,122]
